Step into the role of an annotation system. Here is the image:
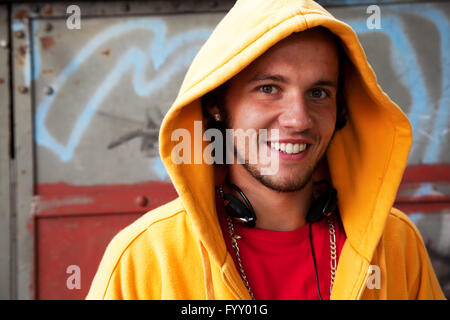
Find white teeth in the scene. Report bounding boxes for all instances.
[285,143,293,154]
[269,142,307,154]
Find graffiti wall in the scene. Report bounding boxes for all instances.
[331,2,450,297]
[31,14,221,185]
[2,0,449,299]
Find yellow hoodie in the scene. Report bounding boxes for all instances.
[87,0,445,300]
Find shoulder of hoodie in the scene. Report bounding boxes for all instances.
[102,197,189,262]
[381,207,428,256]
[379,208,443,292]
[88,197,189,298]
[116,195,187,243]
[385,207,423,240]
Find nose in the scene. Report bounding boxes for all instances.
[278,93,313,132]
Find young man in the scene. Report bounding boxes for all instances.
[87,0,445,299]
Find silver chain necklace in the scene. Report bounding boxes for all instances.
[219,186,337,300]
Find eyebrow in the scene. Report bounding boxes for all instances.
[312,80,338,89]
[249,74,288,83]
[249,74,338,89]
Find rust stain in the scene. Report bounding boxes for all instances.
[43,6,53,16]
[15,9,29,21]
[101,49,111,56]
[0,78,4,85]
[18,45,27,56]
[42,69,54,75]
[35,196,94,214]
[26,219,33,233]
[40,36,55,51]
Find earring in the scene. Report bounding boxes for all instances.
[213,113,222,121]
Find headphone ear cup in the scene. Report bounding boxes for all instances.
[323,187,337,214]
[223,193,257,227]
[306,186,337,223]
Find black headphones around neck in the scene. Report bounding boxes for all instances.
[220,180,337,227]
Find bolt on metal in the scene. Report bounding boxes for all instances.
[14,30,25,39]
[18,85,28,94]
[44,22,53,32]
[43,86,53,95]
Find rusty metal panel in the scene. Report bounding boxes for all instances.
[12,0,230,300]
[33,182,178,299]
[35,212,142,299]
[34,181,177,299]
[0,4,12,300]
[11,3,37,300]
[32,12,223,186]
[6,0,450,299]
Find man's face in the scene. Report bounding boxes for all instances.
[224,29,339,192]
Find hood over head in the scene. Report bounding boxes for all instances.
[159,0,412,298]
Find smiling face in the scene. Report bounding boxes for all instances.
[224,28,340,192]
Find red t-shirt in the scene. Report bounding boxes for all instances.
[216,194,346,300]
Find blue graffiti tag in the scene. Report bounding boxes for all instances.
[391,5,449,164]
[348,5,448,163]
[34,18,211,165]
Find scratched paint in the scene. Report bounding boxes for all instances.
[13,21,41,87]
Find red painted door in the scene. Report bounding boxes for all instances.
[34,182,177,299]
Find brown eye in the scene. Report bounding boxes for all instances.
[260,85,278,94]
[310,88,328,99]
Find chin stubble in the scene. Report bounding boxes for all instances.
[241,159,317,193]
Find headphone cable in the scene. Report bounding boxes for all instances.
[309,223,322,300]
